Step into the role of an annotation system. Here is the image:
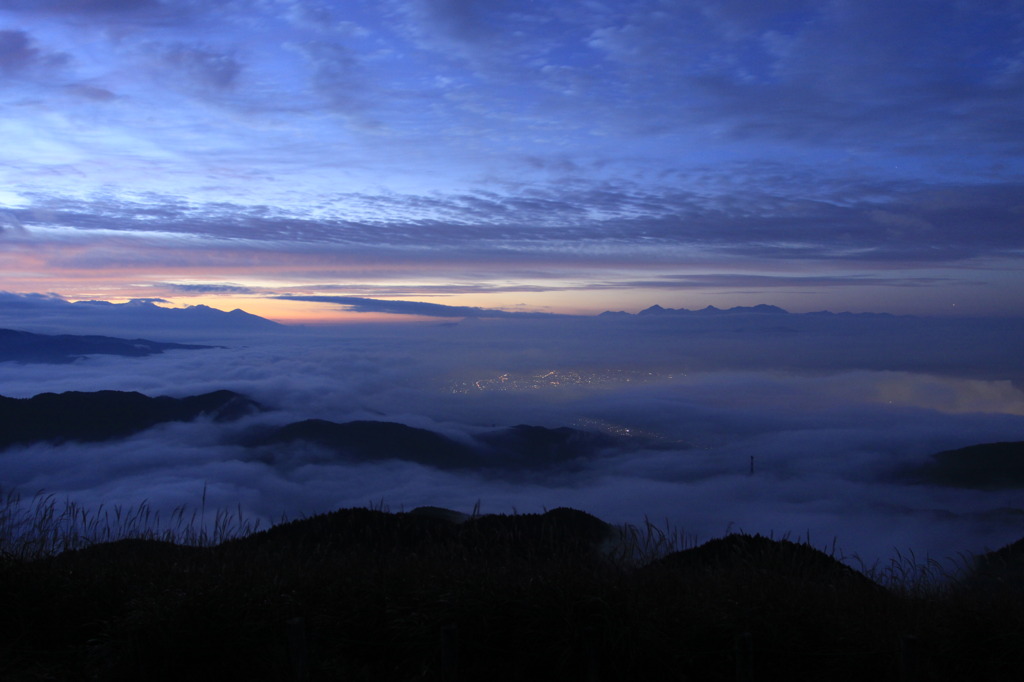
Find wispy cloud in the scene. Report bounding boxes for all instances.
[0,29,70,75]
[276,295,570,318]
[163,283,255,295]
[12,178,1024,263]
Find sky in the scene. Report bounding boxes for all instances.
[1,0,1023,321]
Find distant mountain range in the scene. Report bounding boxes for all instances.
[0,294,283,339]
[0,328,216,364]
[79,300,283,329]
[643,303,787,316]
[598,304,897,317]
[600,303,787,317]
[0,390,263,448]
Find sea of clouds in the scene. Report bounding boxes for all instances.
[1,299,1023,572]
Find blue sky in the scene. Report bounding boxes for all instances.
[1,0,1023,320]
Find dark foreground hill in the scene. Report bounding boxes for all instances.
[0,328,216,363]
[2,507,1022,681]
[0,389,263,448]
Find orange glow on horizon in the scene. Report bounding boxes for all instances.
[163,296,453,325]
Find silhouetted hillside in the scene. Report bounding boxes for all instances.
[218,506,613,563]
[245,420,618,471]
[250,419,479,468]
[910,441,1024,489]
[0,328,214,363]
[476,424,617,469]
[645,533,887,595]
[5,506,1023,681]
[967,534,1024,593]
[0,390,263,448]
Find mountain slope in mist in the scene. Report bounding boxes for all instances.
[910,441,1024,489]
[0,390,263,448]
[0,328,215,364]
[245,420,620,472]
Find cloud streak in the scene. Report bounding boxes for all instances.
[276,295,570,319]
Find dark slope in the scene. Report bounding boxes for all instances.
[50,538,209,570]
[11,509,1024,681]
[0,328,214,363]
[455,507,615,561]
[245,420,617,471]
[220,506,460,556]
[0,390,263,448]
[476,424,617,469]
[48,507,612,571]
[645,533,884,593]
[910,441,1024,489]
[253,419,480,468]
[965,535,1024,592]
[217,506,613,565]
[634,534,898,681]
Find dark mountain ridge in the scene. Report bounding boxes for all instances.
[69,300,283,330]
[637,303,788,316]
[245,420,620,472]
[12,506,1023,681]
[0,390,263,448]
[252,419,480,468]
[0,294,284,340]
[599,303,903,318]
[214,506,616,561]
[904,441,1024,489]
[644,532,886,594]
[0,328,216,364]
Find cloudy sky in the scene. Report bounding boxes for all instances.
[1,0,1023,321]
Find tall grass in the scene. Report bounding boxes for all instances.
[1,493,1021,681]
[0,486,259,561]
[850,546,976,595]
[605,515,697,565]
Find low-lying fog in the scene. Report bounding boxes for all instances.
[2,304,1023,572]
